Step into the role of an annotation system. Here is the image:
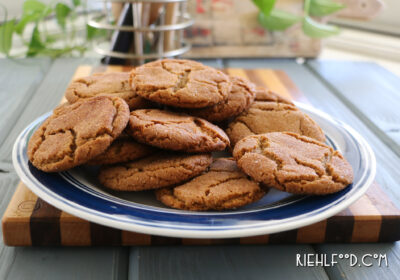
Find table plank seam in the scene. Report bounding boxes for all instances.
[0,60,54,151]
[312,245,350,280]
[305,62,400,158]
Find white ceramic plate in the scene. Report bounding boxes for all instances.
[13,103,376,238]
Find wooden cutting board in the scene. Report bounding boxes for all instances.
[2,66,400,246]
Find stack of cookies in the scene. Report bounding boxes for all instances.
[27,59,354,211]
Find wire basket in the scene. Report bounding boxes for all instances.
[88,0,193,65]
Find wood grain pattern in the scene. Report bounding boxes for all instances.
[0,59,97,163]
[0,59,52,147]
[0,58,130,280]
[307,61,400,151]
[130,246,329,280]
[2,183,35,246]
[350,195,381,243]
[2,58,400,280]
[2,65,400,246]
[224,58,400,280]
[60,211,91,246]
[296,221,327,243]
[225,59,400,210]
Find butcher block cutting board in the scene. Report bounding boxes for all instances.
[2,65,400,246]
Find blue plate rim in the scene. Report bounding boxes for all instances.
[12,103,376,238]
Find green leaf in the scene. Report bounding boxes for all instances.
[86,24,96,40]
[0,19,15,55]
[23,0,52,17]
[15,14,38,35]
[45,34,58,43]
[258,9,301,31]
[86,24,107,40]
[27,25,45,57]
[23,0,47,14]
[302,16,340,38]
[55,3,71,29]
[310,0,345,16]
[252,0,277,16]
[16,0,53,34]
[72,0,81,7]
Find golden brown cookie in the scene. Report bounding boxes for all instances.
[65,72,151,110]
[255,87,294,105]
[128,109,230,153]
[99,153,213,191]
[27,96,130,172]
[226,101,325,147]
[155,158,265,211]
[130,59,231,108]
[188,76,256,122]
[86,137,156,165]
[233,132,354,195]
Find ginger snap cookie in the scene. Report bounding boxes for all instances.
[87,136,156,165]
[155,158,265,211]
[226,101,325,147]
[233,132,354,195]
[65,72,151,110]
[255,86,294,105]
[130,59,231,108]
[188,76,256,122]
[27,96,130,172]
[128,109,230,153]
[99,153,213,191]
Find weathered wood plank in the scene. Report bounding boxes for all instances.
[3,58,399,280]
[129,246,328,280]
[225,58,400,280]
[1,246,128,280]
[0,59,52,146]
[307,61,400,155]
[127,58,325,280]
[225,59,400,207]
[0,58,96,162]
[0,59,129,280]
[315,243,400,280]
[305,61,400,280]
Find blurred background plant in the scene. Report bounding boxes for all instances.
[0,0,106,58]
[254,0,345,37]
[0,0,385,59]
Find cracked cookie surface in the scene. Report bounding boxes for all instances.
[27,96,130,172]
[99,153,213,191]
[233,132,354,195]
[155,158,265,211]
[128,109,230,152]
[87,135,156,165]
[188,76,256,122]
[65,72,152,110]
[130,59,231,108]
[226,101,325,147]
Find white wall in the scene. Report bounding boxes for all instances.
[2,0,53,19]
[331,0,400,35]
[1,0,101,20]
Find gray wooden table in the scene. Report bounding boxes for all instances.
[0,58,399,280]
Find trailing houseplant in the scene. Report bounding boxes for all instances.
[1,0,345,58]
[0,0,106,58]
[253,0,345,37]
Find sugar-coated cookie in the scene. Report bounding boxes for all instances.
[156,158,265,211]
[128,109,230,153]
[28,96,129,172]
[130,59,231,108]
[233,132,354,195]
[99,153,213,191]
